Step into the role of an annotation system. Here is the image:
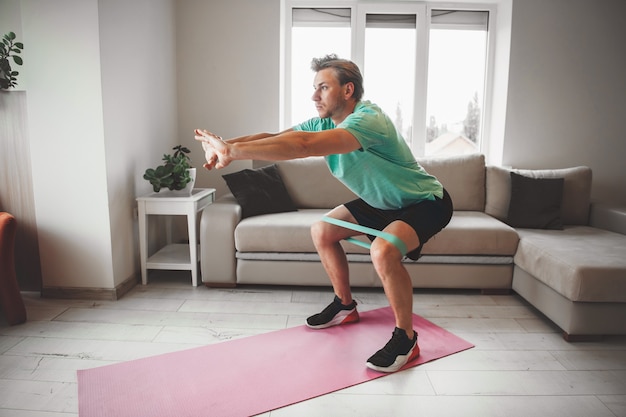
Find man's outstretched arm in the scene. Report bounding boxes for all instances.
[195,128,361,170]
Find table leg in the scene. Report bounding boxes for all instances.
[187,210,198,286]
[165,216,173,244]
[138,202,148,285]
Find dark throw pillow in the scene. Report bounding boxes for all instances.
[222,164,297,219]
[506,172,565,229]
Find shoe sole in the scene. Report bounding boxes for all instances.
[306,308,360,329]
[366,343,420,373]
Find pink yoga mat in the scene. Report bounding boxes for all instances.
[78,307,473,417]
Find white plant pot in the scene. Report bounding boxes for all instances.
[168,168,196,196]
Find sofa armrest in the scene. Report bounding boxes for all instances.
[200,194,242,286]
[589,203,626,235]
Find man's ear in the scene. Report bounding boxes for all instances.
[344,82,355,99]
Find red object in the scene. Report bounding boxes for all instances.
[0,212,27,325]
[78,307,473,417]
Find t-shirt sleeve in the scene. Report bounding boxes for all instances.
[293,117,334,132]
[337,106,389,150]
[293,118,313,131]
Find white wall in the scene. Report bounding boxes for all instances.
[176,0,281,197]
[21,0,114,289]
[98,0,177,287]
[504,0,626,204]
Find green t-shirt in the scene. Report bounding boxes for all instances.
[293,101,443,210]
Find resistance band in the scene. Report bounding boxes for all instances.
[321,216,408,257]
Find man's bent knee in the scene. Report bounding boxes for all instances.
[311,220,340,246]
[370,239,403,269]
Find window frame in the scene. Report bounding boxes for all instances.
[357,2,427,155]
[280,0,497,157]
[427,5,497,158]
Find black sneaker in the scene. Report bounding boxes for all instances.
[306,295,359,329]
[366,327,420,373]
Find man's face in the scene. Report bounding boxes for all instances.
[311,68,349,120]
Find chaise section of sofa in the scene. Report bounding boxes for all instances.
[513,224,626,340]
[486,165,626,340]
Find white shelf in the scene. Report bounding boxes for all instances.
[146,243,200,270]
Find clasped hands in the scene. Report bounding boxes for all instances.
[194,129,231,170]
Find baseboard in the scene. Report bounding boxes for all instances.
[41,273,139,301]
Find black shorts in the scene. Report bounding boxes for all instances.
[344,189,453,260]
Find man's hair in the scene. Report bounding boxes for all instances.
[311,54,364,102]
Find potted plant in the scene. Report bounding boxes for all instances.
[0,31,24,90]
[143,145,196,195]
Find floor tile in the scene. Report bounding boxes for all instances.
[1,320,161,342]
[0,379,76,413]
[269,394,616,417]
[551,349,626,371]
[420,349,565,371]
[428,369,626,396]
[598,395,626,417]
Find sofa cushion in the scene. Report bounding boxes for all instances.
[486,165,592,225]
[222,164,297,218]
[422,211,519,256]
[514,226,626,302]
[277,154,486,211]
[235,210,319,253]
[418,153,485,211]
[506,172,564,229]
[276,157,357,209]
[235,209,369,254]
[235,210,518,257]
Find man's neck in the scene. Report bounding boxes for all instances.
[331,100,358,125]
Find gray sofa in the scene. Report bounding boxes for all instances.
[199,153,626,340]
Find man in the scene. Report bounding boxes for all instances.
[195,54,453,373]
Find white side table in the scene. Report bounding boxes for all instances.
[137,188,215,286]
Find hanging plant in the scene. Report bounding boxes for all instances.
[0,31,24,90]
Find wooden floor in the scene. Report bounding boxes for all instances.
[1,271,626,416]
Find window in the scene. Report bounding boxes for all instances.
[426,10,489,156]
[282,1,494,158]
[363,12,418,148]
[289,8,352,124]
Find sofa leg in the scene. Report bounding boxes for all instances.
[563,332,604,343]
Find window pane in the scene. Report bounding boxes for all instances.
[364,14,416,147]
[290,9,351,125]
[425,24,487,156]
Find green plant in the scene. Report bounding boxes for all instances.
[143,145,193,192]
[0,31,24,89]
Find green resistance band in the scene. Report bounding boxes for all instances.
[321,216,408,257]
